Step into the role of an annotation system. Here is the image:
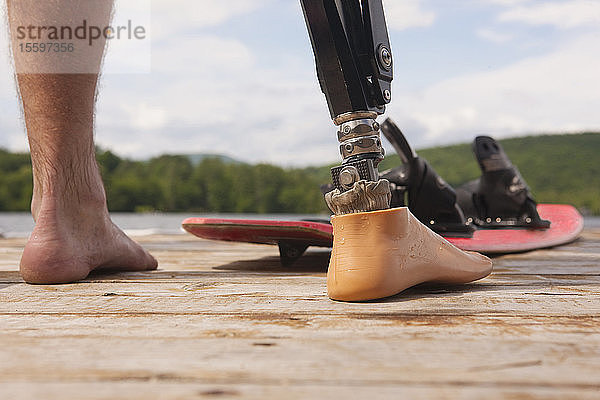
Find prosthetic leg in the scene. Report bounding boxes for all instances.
[301,0,393,212]
[301,0,492,301]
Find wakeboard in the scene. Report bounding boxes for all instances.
[182,203,584,264]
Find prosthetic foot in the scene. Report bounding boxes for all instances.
[327,207,492,302]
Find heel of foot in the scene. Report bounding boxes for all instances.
[327,208,413,301]
[327,256,404,301]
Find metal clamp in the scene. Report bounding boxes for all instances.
[330,112,385,192]
[340,135,383,159]
[336,116,384,161]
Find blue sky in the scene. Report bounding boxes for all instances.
[1,0,599,166]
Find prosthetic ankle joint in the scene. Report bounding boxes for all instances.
[301,0,393,214]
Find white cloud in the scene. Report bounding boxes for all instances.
[485,0,531,6]
[383,0,436,31]
[94,8,335,166]
[498,0,600,29]
[94,62,335,165]
[0,5,26,152]
[0,0,285,156]
[87,0,341,166]
[149,35,255,74]
[387,33,600,147]
[149,0,275,40]
[477,28,513,43]
[125,103,168,131]
[3,0,600,168]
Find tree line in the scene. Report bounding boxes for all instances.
[1,132,599,215]
[97,151,328,213]
[0,148,328,213]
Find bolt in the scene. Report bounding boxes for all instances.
[339,166,360,189]
[343,125,351,134]
[379,46,392,70]
[383,90,391,102]
[339,171,355,187]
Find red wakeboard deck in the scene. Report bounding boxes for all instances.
[448,204,583,253]
[182,204,583,256]
[182,219,334,247]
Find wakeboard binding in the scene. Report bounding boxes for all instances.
[456,136,550,229]
[380,119,474,237]
[378,119,551,236]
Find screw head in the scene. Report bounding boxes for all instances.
[383,90,391,101]
[379,46,392,70]
[339,166,360,189]
[339,171,354,187]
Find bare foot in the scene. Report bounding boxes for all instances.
[20,194,157,284]
[327,207,492,301]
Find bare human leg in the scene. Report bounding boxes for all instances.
[7,0,157,283]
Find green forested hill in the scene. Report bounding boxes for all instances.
[1,132,599,214]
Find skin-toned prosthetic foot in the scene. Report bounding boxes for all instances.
[327,207,492,302]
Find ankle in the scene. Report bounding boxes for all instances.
[34,156,107,206]
[36,190,108,221]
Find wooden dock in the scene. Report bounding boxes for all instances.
[1,228,600,399]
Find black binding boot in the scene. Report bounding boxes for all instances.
[456,136,550,229]
[380,119,474,237]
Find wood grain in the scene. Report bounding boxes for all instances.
[1,229,599,399]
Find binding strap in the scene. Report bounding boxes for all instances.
[456,136,550,229]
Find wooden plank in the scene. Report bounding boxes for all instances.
[2,383,598,400]
[0,228,599,399]
[2,271,599,316]
[1,314,599,395]
[2,313,600,378]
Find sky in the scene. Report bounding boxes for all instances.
[1,0,599,166]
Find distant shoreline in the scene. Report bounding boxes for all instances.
[2,211,599,239]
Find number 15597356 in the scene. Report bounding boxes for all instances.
[19,42,74,53]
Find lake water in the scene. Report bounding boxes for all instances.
[1,212,599,239]
[0,212,331,238]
